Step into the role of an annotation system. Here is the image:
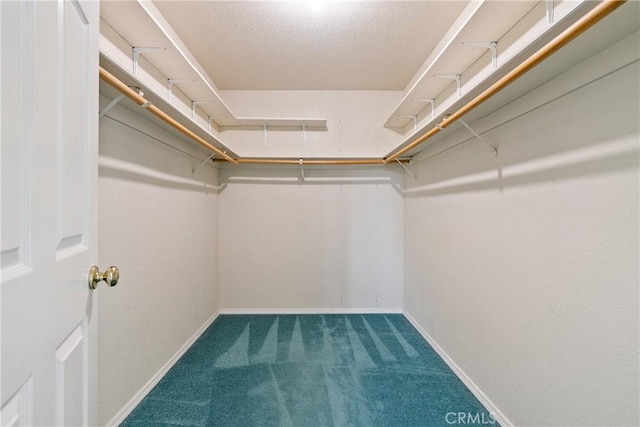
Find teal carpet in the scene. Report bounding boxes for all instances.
[122,314,496,426]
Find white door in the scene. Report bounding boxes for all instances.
[1,0,100,425]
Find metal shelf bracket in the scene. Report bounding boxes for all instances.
[398,115,418,133]
[167,79,193,101]
[546,0,554,24]
[191,101,214,120]
[413,98,436,119]
[263,123,268,147]
[435,74,462,97]
[462,41,498,69]
[132,46,165,75]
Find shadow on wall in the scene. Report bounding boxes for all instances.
[98,160,220,195]
[403,61,639,198]
[98,102,220,194]
[404,142,638,199]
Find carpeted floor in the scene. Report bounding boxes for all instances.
[122,314,496,426]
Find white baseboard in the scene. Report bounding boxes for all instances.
[219,307,403,315]
[402,310,512,427]
[107,310,220,427]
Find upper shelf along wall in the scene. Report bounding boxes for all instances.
[384,0,602,156]
[99,0,602,161]
[99,0,328,145]
[384,0,538,130]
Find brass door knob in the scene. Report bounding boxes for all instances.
[88,265,119,289]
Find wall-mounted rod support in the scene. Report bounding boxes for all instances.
[299,158,305,182]
[192,152,216,175]
[459,119,497,156]
[132,47,165,75]
[302,122,307,144]
[462,41,498,69]
[99,93,125,118]
[413,98,436,118]
[128,87,144,97]
[99,67,238,164]
[435,74,461,97]
[384,0,625,163]
[398,115,418,133]
[167,79,193,101]
[546,0,554,24]
[395,158,416,179]
[191,101,214,120]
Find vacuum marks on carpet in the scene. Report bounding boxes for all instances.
[123,314,494,427]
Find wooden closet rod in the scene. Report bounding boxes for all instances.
[99,67,239,164]
[100,1,623,167]
[99,67,411,167]
[384,0,626,163]
[234,158,407,165]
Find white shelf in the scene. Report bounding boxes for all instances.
[384,0,591,131]
[384,0,599,157]
[221,118,328,131]
[385,1,538,130]
[99,0,327,133]
[99,55,241,159]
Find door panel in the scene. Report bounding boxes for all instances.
[58,0,90,259]
[1,0,99,425]
[55,321,87,426]
[0,0,32,280]
[0,378,33,427]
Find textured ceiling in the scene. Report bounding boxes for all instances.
[153,1,469,91]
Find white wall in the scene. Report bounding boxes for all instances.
[403,34,639,426]
[97,100,221,425]
[219,90,402,157]
[218,165,404,311]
